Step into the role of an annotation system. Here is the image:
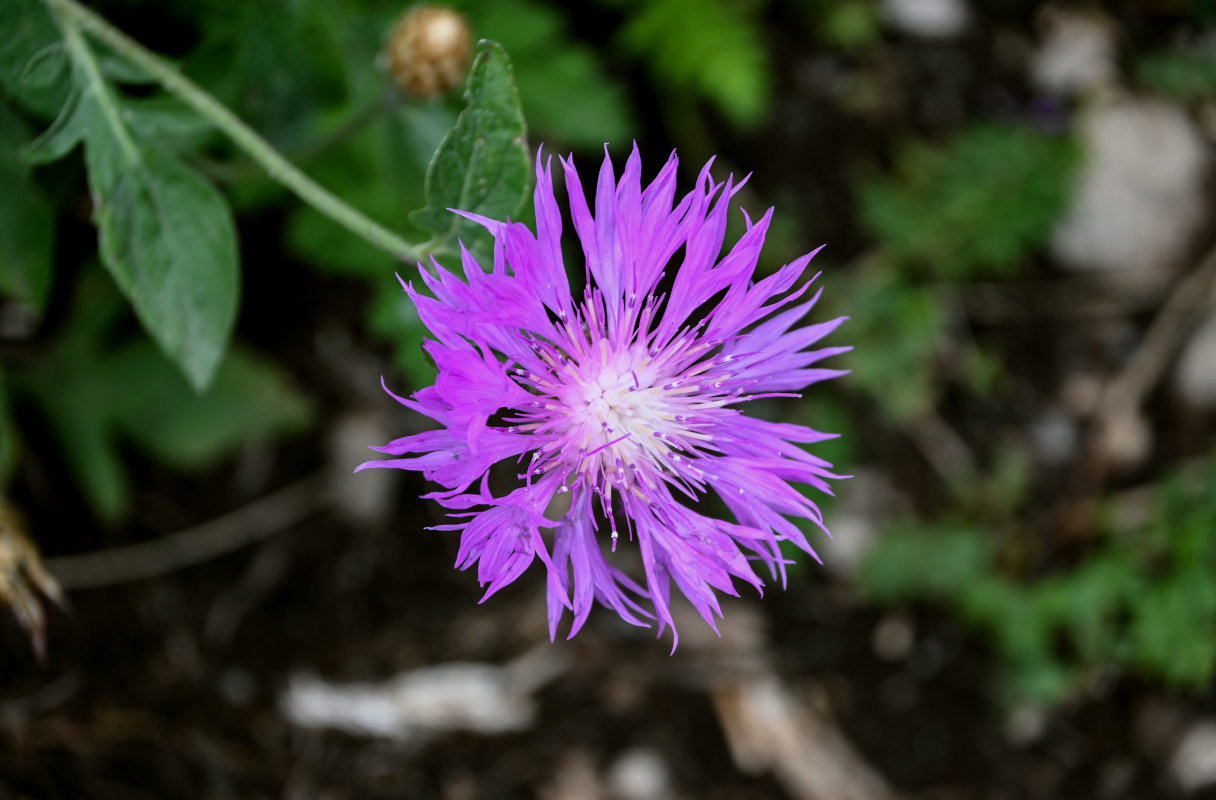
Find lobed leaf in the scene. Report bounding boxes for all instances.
[25,28,240,391]
[409,40,530,257]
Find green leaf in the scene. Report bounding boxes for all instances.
[0,101,55,312]
[40,26,240,391]
[108,341,312,470]
[470,0,632,147]
[122,95,216,152]
[0,0,72,116]
[91,145,240,391]
[19,84,87,166]
[12,270,311,521]
[409,40,530,256]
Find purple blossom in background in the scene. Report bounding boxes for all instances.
[358,145,849,649]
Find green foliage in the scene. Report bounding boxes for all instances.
[612,0,771,126]
[185,0,348,145]
[466,0,632,147]
[11,271,311,521]
[859,460,1216,706]
[21,13,239,392]
[410,40,531,259]
[1138,47,1216,102]
[844,270,946,421]
[0,0,543,520]
[0,0,72,116]
[0,101,55,313]
[860,125,1078,280]
[290,39,531,387]
[814,0,881,50]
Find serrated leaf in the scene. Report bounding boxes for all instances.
[409,40,530,255]
[0,101,55,312]
[41,29,240,391]
[472,0,632,147]
[91,145,240,391]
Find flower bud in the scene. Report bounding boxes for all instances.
[384,5,472,98]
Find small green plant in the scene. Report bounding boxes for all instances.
[859,459,1216,706]
[607,0,772,126]
[1138,47,1216,102]
[860,124,1078,281]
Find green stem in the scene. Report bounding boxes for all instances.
[54,10,139,164]
[44,0,426,264]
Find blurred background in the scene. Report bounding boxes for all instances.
[3,0,1216,797]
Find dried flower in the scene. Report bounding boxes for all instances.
[384,5,472,97]
[360,146,848,649]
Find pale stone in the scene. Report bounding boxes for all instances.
[1170,720,1216,792]
[1175,314,1216,408]
[607,748,673,800]
[1052,98,1210,283]
[1031,8,1118,95]
[880,0,969,39]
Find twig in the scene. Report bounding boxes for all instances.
[46,474,331,590]
[1094,241,1216,425]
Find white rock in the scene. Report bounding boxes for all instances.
[1031,8,1118,95]
[1170,720,1216,792]
[1029,408,1080,465]
[1052,98,1211,283]
[880,0,969,39]
[330,412,395,524]
[607,748,673,800]
[281,649,566,743]
[1175,314,1216,408]
[282,664,533,742]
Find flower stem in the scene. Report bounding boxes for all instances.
[44,0,426,264]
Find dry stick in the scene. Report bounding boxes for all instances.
[46,474,331,590]
[1094,241,1216,429]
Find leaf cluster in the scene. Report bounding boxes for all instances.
[0,0,539,520]
[860,124,1079,281]
[859,460,1216,706]
[606,0,772,126]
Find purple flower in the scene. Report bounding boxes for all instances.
[359,145,848,649]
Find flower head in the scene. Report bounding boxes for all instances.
[359,145,848,649]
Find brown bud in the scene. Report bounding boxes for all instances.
[385,5,473,98]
